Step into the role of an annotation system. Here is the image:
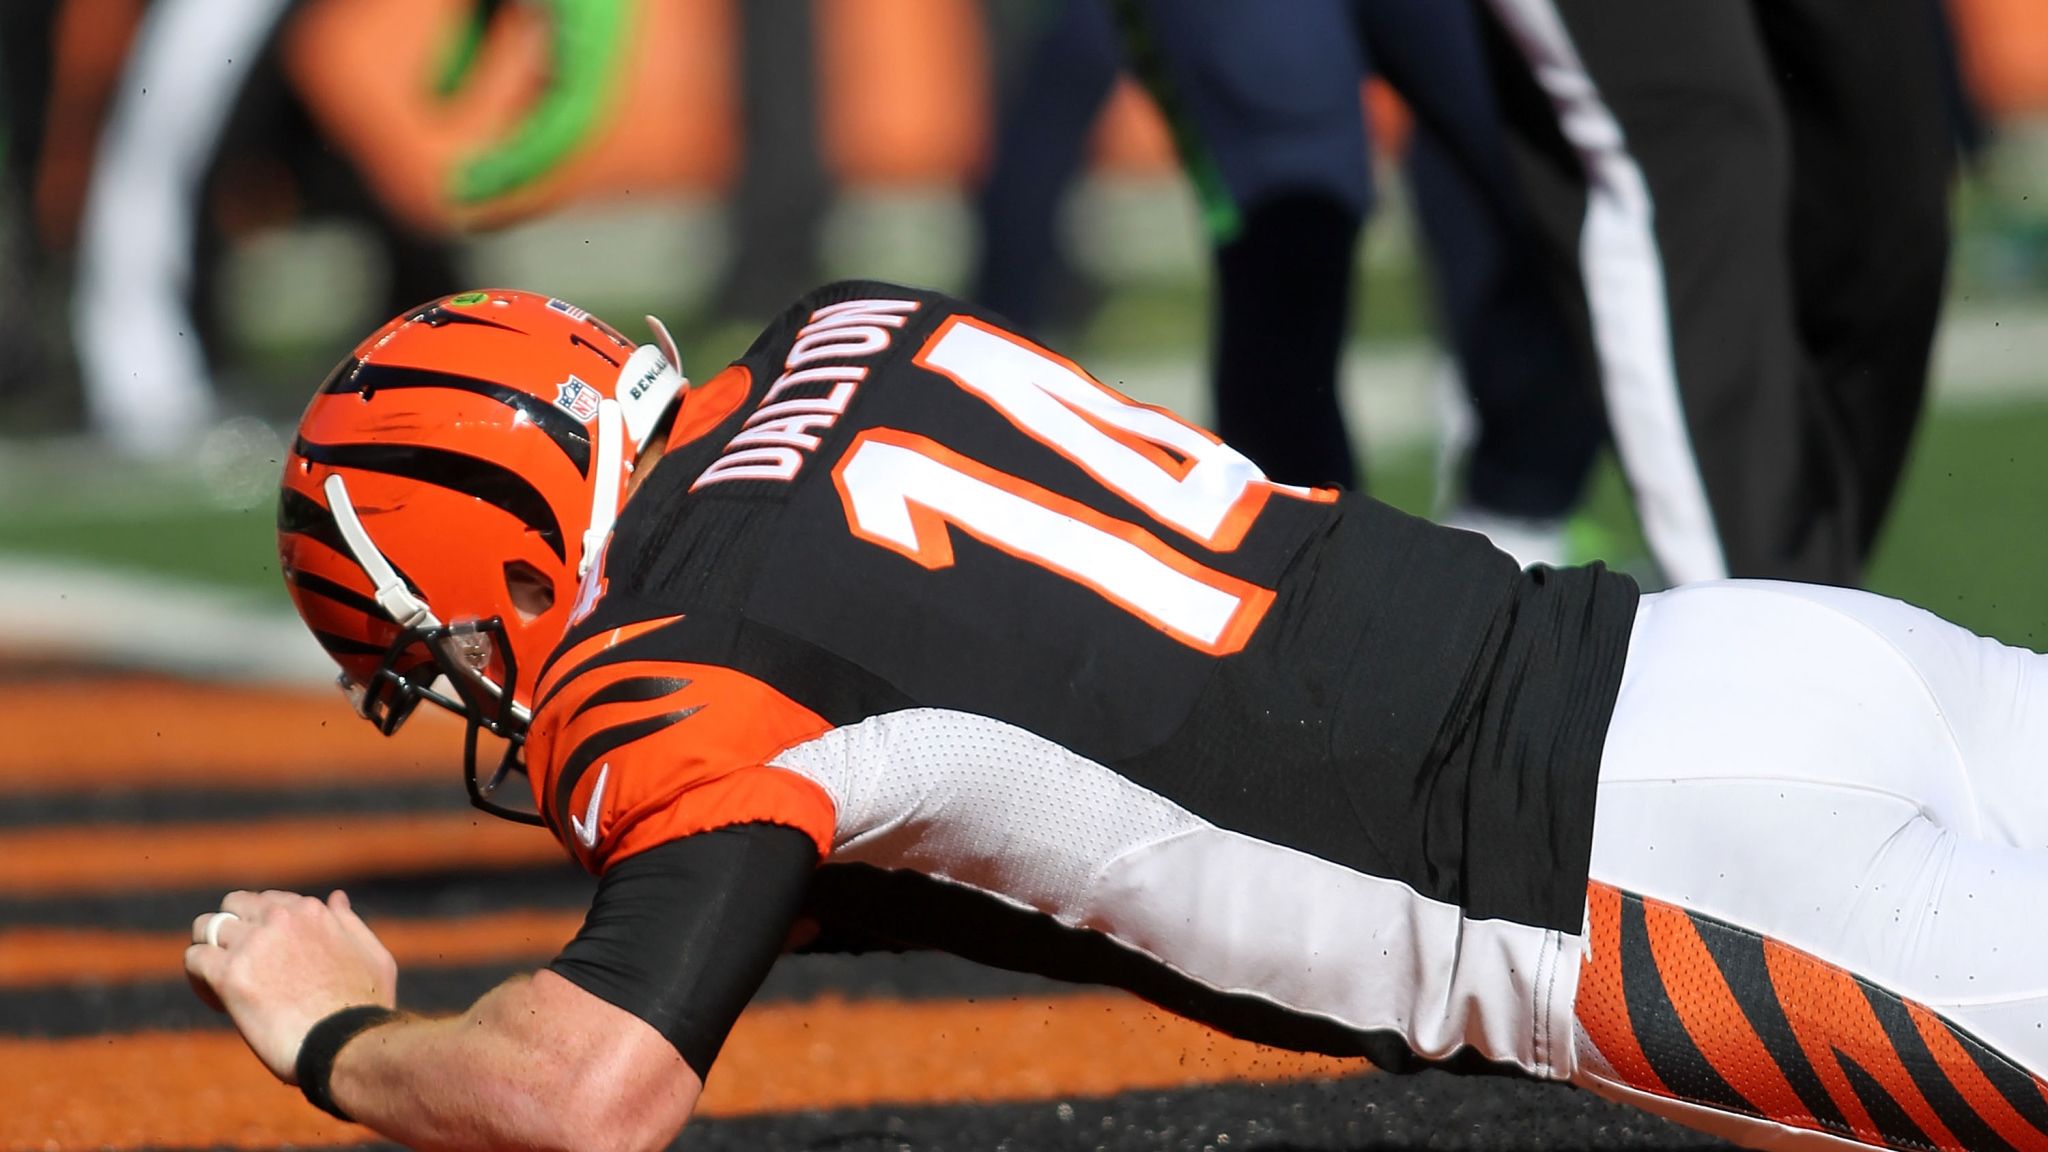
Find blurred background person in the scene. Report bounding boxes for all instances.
[1,0,124,429]
[70,0,297,458]
[1483,0,1957,586]
[975,0,1605,564]
[66,0,649,459]
[713,0,834,322]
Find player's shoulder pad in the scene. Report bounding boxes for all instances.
[526,616,838,874]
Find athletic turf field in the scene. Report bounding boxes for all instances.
[1,292,2042,1148]
[1,674,1727,1151]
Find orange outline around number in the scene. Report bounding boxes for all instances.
[832,427,1274,657]
[911,314,1335,553]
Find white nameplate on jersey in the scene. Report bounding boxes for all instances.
[693,298,921,490]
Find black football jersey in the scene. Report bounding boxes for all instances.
[527,281,1639,1078]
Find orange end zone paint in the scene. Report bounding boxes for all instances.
[0,678,461,790]
[0,997,1369,1150]
[0,812,565,896]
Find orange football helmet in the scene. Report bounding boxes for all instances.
[278,290,687,823]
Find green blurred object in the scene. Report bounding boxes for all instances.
[435,0,633,207]
[1107,0,1241,245]
[432,0,500,98]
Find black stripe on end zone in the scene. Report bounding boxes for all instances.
[12,951,1072,1040]
[1617,892,1760,1118]
[143,1067,1698,1152]
[0,864,596,932]
[293,437,567,562]
[1688,907,1851,1134]
[0,780,467,829]
[6,962,531,1038]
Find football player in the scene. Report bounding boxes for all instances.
[188,284,2048,1152]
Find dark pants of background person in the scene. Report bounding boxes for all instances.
[1484,0,1953,585]
[980,0,1601,508]
[1,0,65,405]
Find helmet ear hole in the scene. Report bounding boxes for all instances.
[503,560,556,623]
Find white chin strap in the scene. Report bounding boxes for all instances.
[581,397,623,578]
[324,473,441,631]
[585,321,688,577]
[322,472,531,727]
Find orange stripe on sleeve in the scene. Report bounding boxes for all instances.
[529,660,838,871]
[532,615,685,709]
[609,764,838,867]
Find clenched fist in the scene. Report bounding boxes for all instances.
[185,889,398,1082]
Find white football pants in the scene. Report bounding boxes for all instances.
[1574,580,2048,1152]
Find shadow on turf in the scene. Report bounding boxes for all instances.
[668,1071,1734,1152]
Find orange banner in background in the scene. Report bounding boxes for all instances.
[38,0,2048,246]
[1951,0,2048,116]
[284,0,738,234]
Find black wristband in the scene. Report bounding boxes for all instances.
[295,1004,397,1122]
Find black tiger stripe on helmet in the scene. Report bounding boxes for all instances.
[293,436,568,562]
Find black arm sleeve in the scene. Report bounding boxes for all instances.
[546,822,818,1079]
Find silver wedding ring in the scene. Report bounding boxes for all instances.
[202,910,239,949]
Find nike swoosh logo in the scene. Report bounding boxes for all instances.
[571,763,610,849]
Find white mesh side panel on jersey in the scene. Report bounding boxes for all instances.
[770,708,1201,913]
[770,708,1579,1079]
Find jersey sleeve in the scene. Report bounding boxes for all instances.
[547,822,818,1077]
[525,649,839,873]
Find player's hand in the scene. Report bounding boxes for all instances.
[184,889,398,1083]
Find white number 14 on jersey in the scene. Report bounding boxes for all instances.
[832,316,1332,656]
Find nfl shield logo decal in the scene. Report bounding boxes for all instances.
[554,376,603,423]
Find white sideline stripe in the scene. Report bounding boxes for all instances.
[0,559,334,686]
